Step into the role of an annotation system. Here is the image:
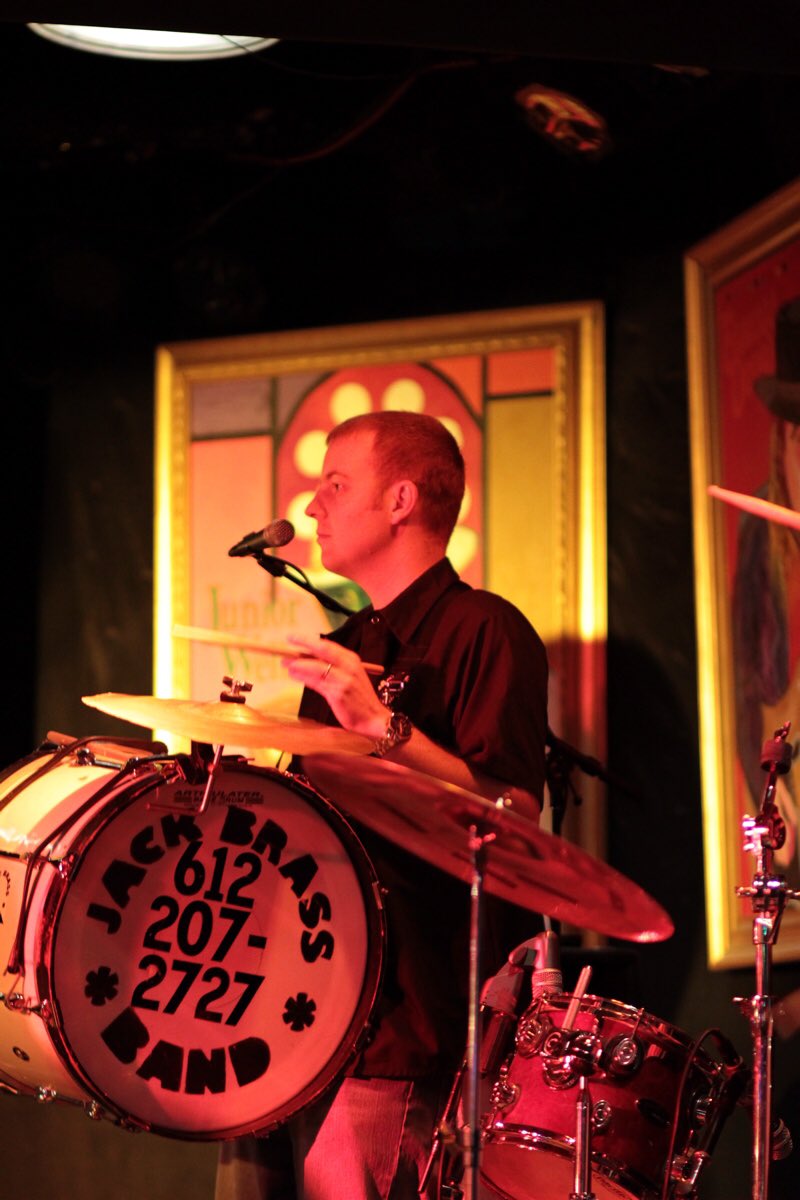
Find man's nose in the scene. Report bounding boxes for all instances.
[306,490,322,518]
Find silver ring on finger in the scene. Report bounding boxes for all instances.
[321,663,333,682]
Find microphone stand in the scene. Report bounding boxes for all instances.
[544,727,642,837]
[252,551,355,617]
[735,722,799,1200]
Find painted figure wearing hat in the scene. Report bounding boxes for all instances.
[734,297,800,874]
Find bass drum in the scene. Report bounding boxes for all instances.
[0,739,384,1139]
[480,992,744,1200]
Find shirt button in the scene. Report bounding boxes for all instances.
[370,615,381,625]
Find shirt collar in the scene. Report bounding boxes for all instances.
[378,557,460,645]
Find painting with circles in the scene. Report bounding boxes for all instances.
[154,305,607,853]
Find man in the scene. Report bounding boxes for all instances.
[217,410,548,1199]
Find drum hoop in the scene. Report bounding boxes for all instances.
[482,1125,652,1198]
[6,755,165,976]
[39,758,386,1139]
[0,737,168,818]
[536,993,727,1066]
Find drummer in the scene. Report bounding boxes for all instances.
[216,409,548,1200]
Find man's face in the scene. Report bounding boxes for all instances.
[305,430,394,581]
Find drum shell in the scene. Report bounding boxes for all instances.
[0,747,130,1105]
[480,993,742,1200]
[0,745,385,1140]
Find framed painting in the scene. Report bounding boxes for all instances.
[154,303,606,855]
[686,177,800,967]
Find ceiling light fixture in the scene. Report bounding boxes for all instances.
[28,25,277,61]
[516,84,610,157]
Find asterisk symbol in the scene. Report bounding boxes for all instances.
[283,992,316,1031]
[84,965,119,1006]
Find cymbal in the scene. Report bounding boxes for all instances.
[81,693,373,755]
[302,753,674,944]
[708,484,800,532]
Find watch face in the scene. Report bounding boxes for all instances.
[391,712,412,742]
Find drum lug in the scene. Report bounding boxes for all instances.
[591,1098,612,1133]
[542,1028,603,1088]
[669,1149,710,1195]
[119,1115,149,1134]
[1,991,51,1020]
[85,1099,149,1133]
[36,1086,57,1104]
[603,1033,643,1077]
[490,1058,521,1111]
[2,992,31,1013]
[515,1012,546,1057]
[57,855,74,881]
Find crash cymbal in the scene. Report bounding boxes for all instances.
[302,753,674,944]
[81,693,373,755]
[708,484,800,532]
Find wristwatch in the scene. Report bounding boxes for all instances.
[373,710,413,757]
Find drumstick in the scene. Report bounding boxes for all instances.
[707,484,800,533]
[562,965,593,1030]
[172,624,384,675]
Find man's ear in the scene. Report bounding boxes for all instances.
[388,479,419,525]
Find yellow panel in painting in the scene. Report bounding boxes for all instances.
[486,396,562,642]
[190,435,272,700]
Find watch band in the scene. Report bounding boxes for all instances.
[373,709,413,757]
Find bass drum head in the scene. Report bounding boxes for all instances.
[48,765,383,1139]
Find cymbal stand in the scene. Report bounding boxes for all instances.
[460,821,492,1200]
[735,723,800,1200]
[571,1075,596,1200]
[549,965,597,1200]
[198,677,251,814]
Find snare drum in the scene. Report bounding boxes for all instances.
[480,993,743,1200]
[0,740,384,1139]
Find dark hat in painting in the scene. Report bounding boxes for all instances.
[755,297,800,423]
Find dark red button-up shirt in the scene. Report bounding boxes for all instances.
[299,557,548,1076]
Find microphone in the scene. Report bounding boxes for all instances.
[478,932,562,1076]
[529,930,563,999]
[228,519,295,558]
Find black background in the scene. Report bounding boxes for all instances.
[2,11,800,1197]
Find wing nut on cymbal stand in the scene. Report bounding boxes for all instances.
[197,676,251,814]
[734,722,800,1200]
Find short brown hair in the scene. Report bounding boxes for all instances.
[328,410,465,540]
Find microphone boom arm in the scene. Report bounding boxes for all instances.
[254,552,355,617]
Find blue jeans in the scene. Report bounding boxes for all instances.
[215,1076,452,1200]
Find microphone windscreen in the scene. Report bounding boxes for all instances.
[267,518,295,548]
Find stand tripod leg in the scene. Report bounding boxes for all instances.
[569,1075,596,1200]
[460,825,488,1200]
[734,724,800,1200]
[751,934,774,1200]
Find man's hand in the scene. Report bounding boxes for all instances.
[284,634,540,822]
[283,635,389,742]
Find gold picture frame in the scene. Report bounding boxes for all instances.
[686,178,800,967]
[154,303,606,854]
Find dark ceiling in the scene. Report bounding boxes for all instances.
[4,2,800,71]
[2,11,800,380]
